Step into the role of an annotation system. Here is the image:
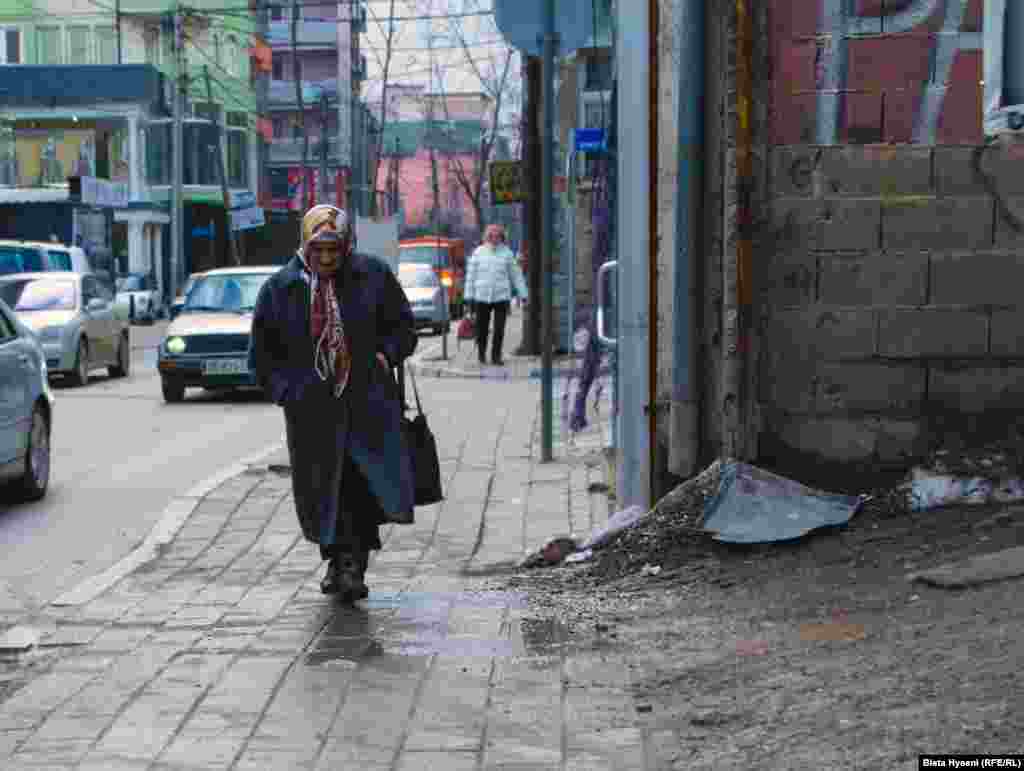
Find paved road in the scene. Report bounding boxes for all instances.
[0,322,285,618]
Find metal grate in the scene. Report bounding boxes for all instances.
[182,334,250,355]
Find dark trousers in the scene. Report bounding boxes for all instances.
[475,300,510,362]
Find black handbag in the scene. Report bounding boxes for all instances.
[398,363,444,506]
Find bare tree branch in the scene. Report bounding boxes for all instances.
[366,0,399,216]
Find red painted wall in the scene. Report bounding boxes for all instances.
[376,148,480,228]
[771,0,983,145]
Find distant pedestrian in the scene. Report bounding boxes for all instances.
[249,204,418,603]
[463,224,528,366]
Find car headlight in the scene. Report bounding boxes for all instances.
[166,336,187,354]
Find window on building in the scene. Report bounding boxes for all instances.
[0,27,21,64]
[225,35,238,76]
[144,26,160,65]
[272,56,284,80]
[227,127,248,188]
[293,58,301,81]
[67,26,91,64]
[37,26,62,65]
[270,4,283,21]
[145,121,171,185]
[95,26,117,64]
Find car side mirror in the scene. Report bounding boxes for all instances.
[86,297,106,312]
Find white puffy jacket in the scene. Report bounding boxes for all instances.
[464,245,528,305]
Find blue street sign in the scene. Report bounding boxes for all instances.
[494,0,596,57]
[574,128,607,153]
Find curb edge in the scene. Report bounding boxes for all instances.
[50,440,287,608]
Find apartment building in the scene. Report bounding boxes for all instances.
[0,0,260,296]
[264,0,369,212]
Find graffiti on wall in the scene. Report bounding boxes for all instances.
[773,0,983,145]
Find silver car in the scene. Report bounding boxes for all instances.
[157,267,276,403]
[0,272,131,387]
[398,263,450,336]
[0,296,54,500]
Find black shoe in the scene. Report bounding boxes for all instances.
[335,554,368,603]
[492,356,504,366]
[478,351,486,364]
[320,559,341,595]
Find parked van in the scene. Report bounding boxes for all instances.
[397,237,466,317]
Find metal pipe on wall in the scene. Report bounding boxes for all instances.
[648,0,659,499]
[721,0,754,460]
[616,0,651,508]
[540,0,557,463]
[670,0,705,477]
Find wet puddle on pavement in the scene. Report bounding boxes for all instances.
[304,591,574,668]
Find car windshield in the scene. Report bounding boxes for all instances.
[118,275,147,292]
[184,273,271,313]
[45,250,73,271]
[399,268,439,289]
[400,246,446,268]
[0,278,77,311]
[0,246,45,275]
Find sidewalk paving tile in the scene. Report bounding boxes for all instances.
[0,365,636,770]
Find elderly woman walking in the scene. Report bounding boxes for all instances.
[463,224,528,366]
[248,204,417,602]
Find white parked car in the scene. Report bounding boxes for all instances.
[22,241,92,274]
[115,272,162,324]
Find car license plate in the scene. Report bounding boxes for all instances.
[203,358,249,376]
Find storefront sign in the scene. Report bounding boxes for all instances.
[231,206,265,231]
[80,176,128,208]
[229,190,257,209]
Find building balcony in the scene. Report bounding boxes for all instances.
[267,20,339,49]
[267,79,340,108]
[268,136,343,165]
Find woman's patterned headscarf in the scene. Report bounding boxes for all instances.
[298,204,351,397]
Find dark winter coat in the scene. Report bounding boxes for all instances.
[248,253,418,537]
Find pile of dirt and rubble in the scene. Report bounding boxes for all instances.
[516,437,1024,590]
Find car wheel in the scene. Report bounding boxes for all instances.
[17,405,50,501]
[109,333,130,378]
[70,339,90,387]
[162,377,186,403]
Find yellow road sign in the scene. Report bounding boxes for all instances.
[489,160,526,204]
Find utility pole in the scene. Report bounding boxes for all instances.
[291,0,309,211]
[170,5,185,303]
[116,0,122,64]
[203,65,241,266]
[319,93,330,200]
[540,1,556,463]
[256,0,269,216]
[517,56,542,357]
[348,0,359,220]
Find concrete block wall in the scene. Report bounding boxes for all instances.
[759,0,1018,467]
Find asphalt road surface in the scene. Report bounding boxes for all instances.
[0,322,285,618]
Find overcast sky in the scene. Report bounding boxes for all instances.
[361,0,522,128]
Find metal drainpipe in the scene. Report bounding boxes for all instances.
[648,0,659,500]
[722,0,753,461]
[616,0,651,509]
[669,0,704,477]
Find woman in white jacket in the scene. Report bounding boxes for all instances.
[464,224,528,365]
